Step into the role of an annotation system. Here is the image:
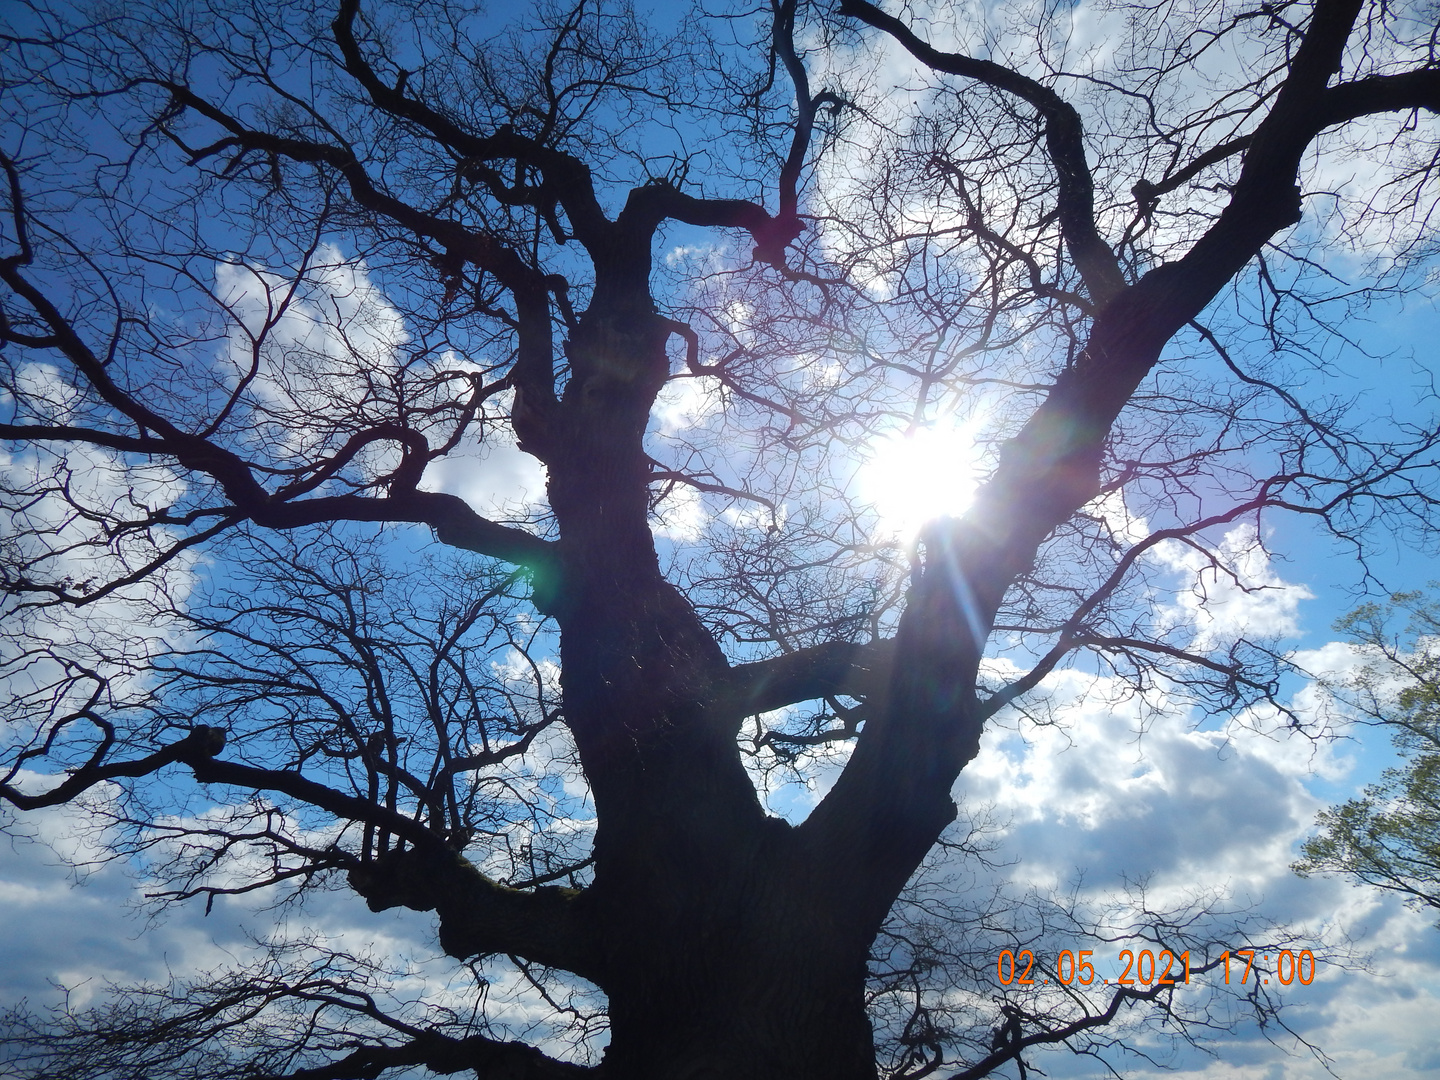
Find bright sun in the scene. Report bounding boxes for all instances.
[855,421,988,540]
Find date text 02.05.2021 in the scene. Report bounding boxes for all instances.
[996,948,1318,988]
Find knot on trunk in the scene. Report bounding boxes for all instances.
[177,725,226,761]
[348,845,449,913]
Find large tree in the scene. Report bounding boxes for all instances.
[1,0,1438,1077]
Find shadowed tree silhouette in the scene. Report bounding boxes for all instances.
[1,0,1438,1076]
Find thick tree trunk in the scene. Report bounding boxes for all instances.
[540,279,890,1079]
[592,816,879,1080]
[600,961,876,1080]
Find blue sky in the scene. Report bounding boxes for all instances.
[3,0,1440,1076]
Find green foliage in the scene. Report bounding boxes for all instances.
[1295,593,1440,919]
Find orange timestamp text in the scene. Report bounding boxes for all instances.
[995,947,1317,988]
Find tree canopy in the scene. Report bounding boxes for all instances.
[1297,592,1440,918]
[1,0,1439,1077]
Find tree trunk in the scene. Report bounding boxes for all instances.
[532,276,882,1077]
[591,814,880,1080]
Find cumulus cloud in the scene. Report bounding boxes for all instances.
[1155,524,1315,651]
[216,247,407,451]
[960,669,1334,890]
[1,366,199,761]
[1085,488,1152,547]
[419,433,549,520]
[651,374,724,436]
[645,374,734,543]
[950,659,1440,1079]
[650,481,708,543]
[0,797,295,1007]
[6,630,1439,1077]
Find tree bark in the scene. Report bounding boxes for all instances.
[592,818,878,1080]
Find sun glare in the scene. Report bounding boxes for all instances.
[856,421,988,541]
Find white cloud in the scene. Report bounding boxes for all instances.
[216,247,406,413]
[419,435,549,520]
[1155,525,1314,650]
[962,670,1325,890]
[0,797,241,1007]
[946,655,1440,1078]
[651,374,724,435]
[664,243,719,267]
[0,791,595,1057]
[1,366,198,741]
[721,501,786,532]
[6,637,1438,1077]
[650,481,708,543]
[1086,488,1151,547]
